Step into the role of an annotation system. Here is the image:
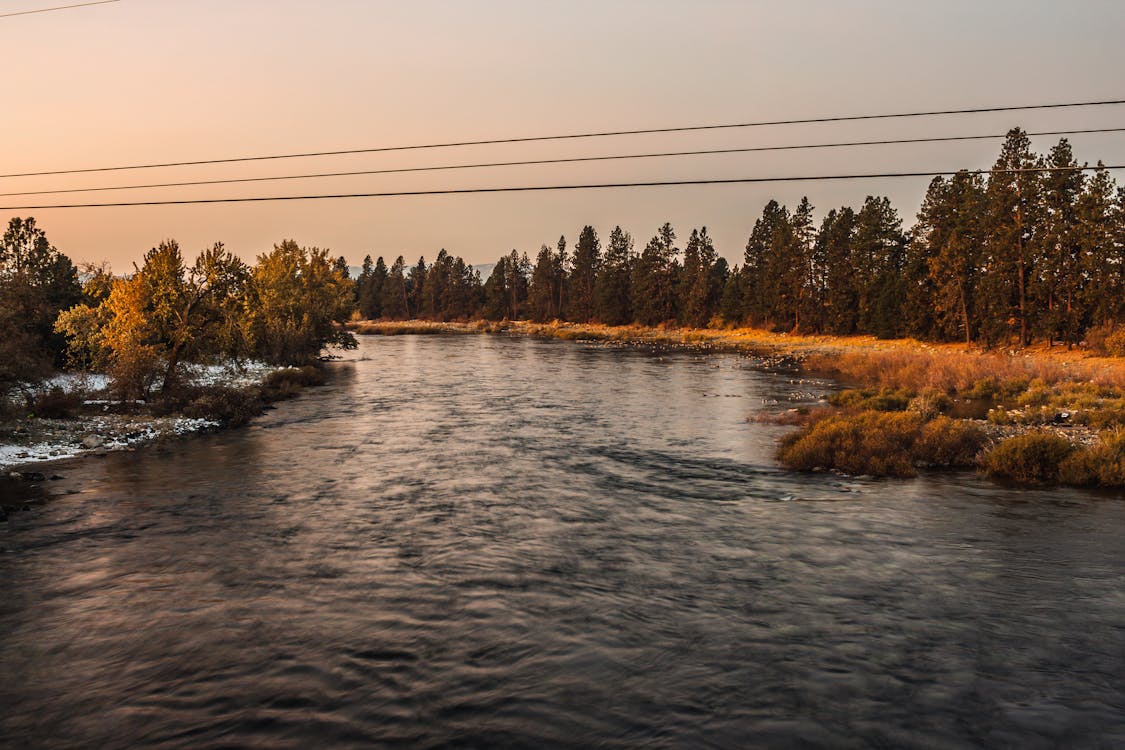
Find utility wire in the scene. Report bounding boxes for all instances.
[3,98,1124,179]
[4,127,1124,198]
[2,165,1120,211]
[0,0,118,18]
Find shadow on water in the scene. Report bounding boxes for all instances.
[1,335,1124,748]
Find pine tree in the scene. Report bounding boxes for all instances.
[817,207,859,334]
[980,128,1043,346]
[914,172,986,343]
[1036,139,1085,345]
[567,226,600,322]
[528,244,556,322]
[631,223,678,325]
[1076,165,1122,327]
[380,256,409,319]
[593,226,634,324]
[406,257,427,318]
[743,200,790,324]
[853,196,907,337]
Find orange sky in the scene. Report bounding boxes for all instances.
[4,0,1125,270]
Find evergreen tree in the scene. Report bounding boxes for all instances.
[528,244,557,322]
[1036,139,1085,345]
[380,256,409,319]
[980,128,1043,346]
[915,172,986,343]
[631,223,678,325]
[406,257,427,318]
[817,208,859,334]
[566,226,600,322]
[1076,165,1123,327]
[853,196,907,337]
[743,200,790,324]
[594,226,634,324]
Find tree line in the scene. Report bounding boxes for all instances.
[355,129,1125,347]
[4,126,1124,398]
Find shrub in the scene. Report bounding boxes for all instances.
[778,411,925,477]
[181,386,265,427]
[980,432,1075,484]
[25,386,84,419]
[907,389,953,419]
[912,417,986,467]
[261,365,325,402]
[1058,431,1125,487]
[828,387,913,412]
[1106,327,1125,357]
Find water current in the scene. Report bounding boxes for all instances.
[2,335,1124,748]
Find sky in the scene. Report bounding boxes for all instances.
[4,0,1125,270]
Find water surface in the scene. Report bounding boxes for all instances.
[2,335,1124,748]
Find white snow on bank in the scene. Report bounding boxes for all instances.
[0,416,221,471]
[3,360,279,472]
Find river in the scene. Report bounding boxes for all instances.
[2,335,1124,748]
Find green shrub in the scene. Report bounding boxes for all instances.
[980,432,1075,484]
[828,387,913,412]
[778,411,924,477]
[912,416,986,467]
[1058,431,1125,487]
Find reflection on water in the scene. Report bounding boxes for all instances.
[1,335,1124,748]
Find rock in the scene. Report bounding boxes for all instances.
[50,475,63,481]
[81,435,104,449]
[9,472,46,482]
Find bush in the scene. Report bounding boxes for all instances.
[181,386,265,427]
[778,411,925,477]
[261,365,325,401]
[1058,431,1125,487]
[980,432,1075,484]
[25,386,84,419]
[912,417,986,467]
[1106,327,1125,357]
[828,387,913,412]
[907,389,953,419]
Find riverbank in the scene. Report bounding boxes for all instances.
[0,364,328,474]
[351,319,1125,487]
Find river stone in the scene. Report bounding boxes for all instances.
[81,435,105,449]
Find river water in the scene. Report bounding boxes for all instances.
[2,335,1124,748]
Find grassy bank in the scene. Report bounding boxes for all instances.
[352,319,1125,488]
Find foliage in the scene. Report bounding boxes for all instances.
[777,410,925,477]
[243,240,356,365]
[0,217,82,386]
[1058,430,1125,487]
[980,431,1074,484]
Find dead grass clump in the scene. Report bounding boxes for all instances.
[778,411,925,477]
[980,432,1075,484]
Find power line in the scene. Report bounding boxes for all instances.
[2,165,1119,211]
[3,98,1124,179]
[0,0,119,19]
[5,127,1124,199]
